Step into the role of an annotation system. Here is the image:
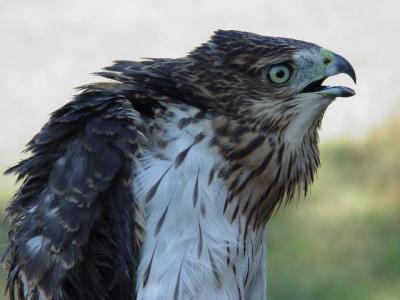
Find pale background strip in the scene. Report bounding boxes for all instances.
[0,0,398,165]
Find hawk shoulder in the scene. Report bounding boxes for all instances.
[4,83,147,299]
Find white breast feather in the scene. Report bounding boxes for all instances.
[133,106,266,300]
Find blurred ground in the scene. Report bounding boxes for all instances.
[0,0,400,167]
[0,120,399,299]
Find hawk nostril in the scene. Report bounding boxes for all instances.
[323,58,332,65]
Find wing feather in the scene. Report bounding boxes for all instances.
[4,85,145,299]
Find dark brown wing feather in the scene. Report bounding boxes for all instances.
[3,84,146,299]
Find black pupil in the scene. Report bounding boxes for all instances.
[276,69,286,78]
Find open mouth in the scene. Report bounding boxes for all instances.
[301,77,355,98]
[301,77,327,93]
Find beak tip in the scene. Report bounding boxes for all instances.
[333,53,357,84]
[350,71,357,84]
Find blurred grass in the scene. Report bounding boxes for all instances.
[0,120,399,299]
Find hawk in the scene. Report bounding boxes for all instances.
[3,30,356,300]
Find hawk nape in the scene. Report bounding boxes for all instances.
[3,30,356,300]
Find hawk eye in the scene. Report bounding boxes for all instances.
[267,64,292,85]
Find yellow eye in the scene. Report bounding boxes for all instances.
[267,64,292,84]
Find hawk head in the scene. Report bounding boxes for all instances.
[173,30,356,145]
[101,30,356,217]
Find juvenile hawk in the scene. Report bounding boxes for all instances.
[4,30,356,300]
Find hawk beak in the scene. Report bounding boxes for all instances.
[330,53,356,83]
[319,53,356,98]
[300,53,357,98]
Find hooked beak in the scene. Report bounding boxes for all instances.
[301,53,357,98]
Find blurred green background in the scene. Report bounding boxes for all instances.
[0,120,398,300]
